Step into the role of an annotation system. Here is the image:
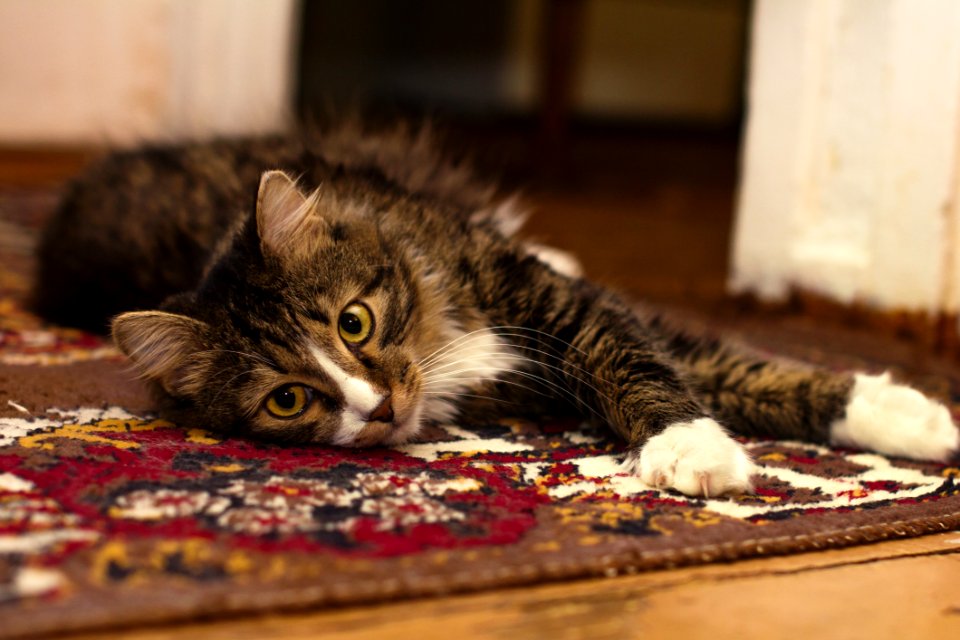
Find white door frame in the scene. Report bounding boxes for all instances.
[731,0,960,318]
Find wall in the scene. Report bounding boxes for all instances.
[575,0,746,122]
[731,0,960,315]
[298,0,747,124]
[0,0,300,145]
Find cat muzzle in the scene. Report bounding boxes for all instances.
[367,395,394,424]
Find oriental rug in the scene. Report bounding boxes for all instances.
[1,192,959,639]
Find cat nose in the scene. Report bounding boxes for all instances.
[366,395,394,423]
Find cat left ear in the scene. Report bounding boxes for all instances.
[256,170,321,254]
[112,310,211,397]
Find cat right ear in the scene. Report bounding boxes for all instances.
[256,170,321,255]
[112,311,210,396]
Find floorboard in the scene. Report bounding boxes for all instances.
[59,533,960,640]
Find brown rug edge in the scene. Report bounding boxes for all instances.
[6,498,959,640]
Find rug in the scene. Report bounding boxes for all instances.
[1,192,959,639]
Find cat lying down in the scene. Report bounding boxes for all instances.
[35,124,960,498]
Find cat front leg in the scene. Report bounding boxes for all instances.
[565,311,755,496]
[597,348,756,497]
[478,254,756,497]
[537,297,756,496]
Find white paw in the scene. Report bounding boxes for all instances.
[622,417,755,497]
[831,372,959,461]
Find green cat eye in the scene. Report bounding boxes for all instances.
[264,384,312,419]
[338,302,373,344]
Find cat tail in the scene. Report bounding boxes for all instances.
[670,332,959,462]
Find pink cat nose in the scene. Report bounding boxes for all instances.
[367,395,394,423]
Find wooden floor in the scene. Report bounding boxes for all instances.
[2,131,959,639]
[62,533,960,640]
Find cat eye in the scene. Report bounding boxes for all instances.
[264,383,312,419]
[338,302,373,345]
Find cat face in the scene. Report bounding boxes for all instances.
[112,171,448,446]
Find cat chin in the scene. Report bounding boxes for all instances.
[334,404,424,447]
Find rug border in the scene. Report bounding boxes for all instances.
[4,498,959,640]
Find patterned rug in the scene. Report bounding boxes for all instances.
[1,192,959,638]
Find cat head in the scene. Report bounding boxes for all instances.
[112,170,453,446]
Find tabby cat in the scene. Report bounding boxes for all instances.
[35,123,959,497]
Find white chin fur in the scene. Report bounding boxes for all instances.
[830,372,959,461]
[623,417,755,498]
[332,411,367,446]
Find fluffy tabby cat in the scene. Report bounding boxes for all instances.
[35,123,960,497]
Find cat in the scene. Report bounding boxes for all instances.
[34,122,960,498]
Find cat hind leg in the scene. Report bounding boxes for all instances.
[830,372,959,461]
[679,341,959,461]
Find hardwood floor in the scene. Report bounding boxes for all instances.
[2,132,959,639]
[58,533,960,640]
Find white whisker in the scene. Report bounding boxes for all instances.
[421,391,518,406]
[422,366,607,422]
[418,326,503,368]
[485,332,616,386]
[424,350,616,406]
[486,325,589,355]
[416,323,616,424]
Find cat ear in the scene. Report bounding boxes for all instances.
[112,311,209,396]
[256,170,320,254]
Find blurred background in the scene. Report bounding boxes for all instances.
[297,0,746,125]
[0,0,748,140]
[0,0,747,312]
[3,0,960,354]
[298,0,747,310]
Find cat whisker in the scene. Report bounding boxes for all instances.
[417,326,507,368]
[424,343,611,392]
[422,366,607,422]
[499,369,608,422]
[485,325,590,356]
[421,391,518,406]
[422,372,555,402]
[485,331,616,386]
[418,326,545,369]
[423,349,616,407]
[420,326,607,393]
[421,350,523,378]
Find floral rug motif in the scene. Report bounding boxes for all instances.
[1,193,959,638]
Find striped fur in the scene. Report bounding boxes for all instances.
[36,123,958,495]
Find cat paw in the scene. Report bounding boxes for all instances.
[831,372,960,461]
[622,417,755,497]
